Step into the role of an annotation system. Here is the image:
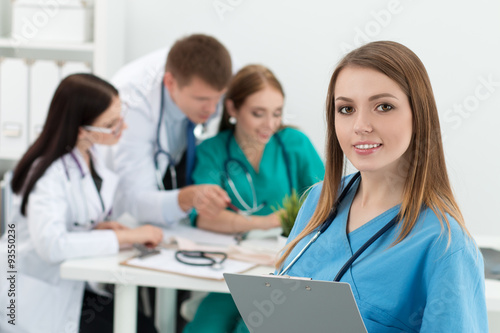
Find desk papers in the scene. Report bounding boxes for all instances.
[122,249,256,280]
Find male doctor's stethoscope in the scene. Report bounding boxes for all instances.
[153,85,294,215]
[154,86,207,190]
[278,172,399,282]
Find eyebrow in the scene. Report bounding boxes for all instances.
[368,93,398,101]
[251,107,283,112]
[335,93,399,102]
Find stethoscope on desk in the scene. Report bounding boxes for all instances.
[175,250,228,270]
[224,131,293,215]
[154,86,207,190]
[278,172,399,282]
[61,152,109,228]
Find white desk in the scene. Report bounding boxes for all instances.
[60,250,273,333]
[61,234,500,333]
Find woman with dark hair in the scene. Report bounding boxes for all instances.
[275,41,487,332]
[184,65,325,332]
[0,74,162,333]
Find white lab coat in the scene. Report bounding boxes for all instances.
[111,48,220,226]
[0,148,119,333]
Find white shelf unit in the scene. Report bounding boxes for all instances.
[0,0,125,161]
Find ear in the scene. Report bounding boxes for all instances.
[163,72,176,94]
[225,99,237,118]
[77,127,87,140]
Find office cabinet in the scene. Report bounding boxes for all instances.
[0,0,125,160]
[29,60,59,142]
[0,58,28,159]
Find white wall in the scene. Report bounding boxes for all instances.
[120,0,500,236]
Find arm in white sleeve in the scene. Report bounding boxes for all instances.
[112,101,186,226]
[27,165,119,264]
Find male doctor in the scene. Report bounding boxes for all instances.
[112,34,233,226]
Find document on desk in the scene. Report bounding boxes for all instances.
[166,224,237,247]
[122,249,256,280]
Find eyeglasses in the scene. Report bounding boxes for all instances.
[175,250,227,270]
[83,117,125,136]
[83,103,127,136]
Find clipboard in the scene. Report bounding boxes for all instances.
[224,273,367,333]
[121,249,257,281]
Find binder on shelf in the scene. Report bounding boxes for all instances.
[0,58,29,159]
[11,0,95,43]
[29,60,59,143]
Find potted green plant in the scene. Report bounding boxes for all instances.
[273,190,306,238]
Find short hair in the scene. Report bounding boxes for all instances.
[165,34,232,90]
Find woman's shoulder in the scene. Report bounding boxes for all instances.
[198,130,231,151]
[301,182,324,207]
[276,127,311,145]
[413,206,475,255]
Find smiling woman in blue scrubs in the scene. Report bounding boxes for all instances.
[275,41,487,332]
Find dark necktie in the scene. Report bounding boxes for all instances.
[185,120,196,185]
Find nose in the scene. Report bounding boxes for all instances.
[353,109,373,134]
[263,114,278,129]
[204,99,219,114]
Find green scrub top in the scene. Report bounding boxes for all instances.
[191,128,325,224]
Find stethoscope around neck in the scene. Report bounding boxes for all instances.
[61,151,108,228]
[224,130,293,215]
[154,85,207,190]
[278,172,399,282]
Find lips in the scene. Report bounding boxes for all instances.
[354,143,382,149]
[353,142,382,155]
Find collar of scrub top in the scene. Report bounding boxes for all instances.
[154,85,222,191]
[223,130,293,216]
[61,148,110,227]
[278,172,399,282]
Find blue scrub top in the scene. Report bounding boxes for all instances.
[282,175,488,332]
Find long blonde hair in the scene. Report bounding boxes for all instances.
[276,41,469,269]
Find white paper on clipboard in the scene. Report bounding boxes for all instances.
[122,249,256,280]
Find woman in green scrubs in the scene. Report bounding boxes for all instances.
[185,65,325,332]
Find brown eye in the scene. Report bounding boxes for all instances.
[338,106,354,114]
[376,104,393,112]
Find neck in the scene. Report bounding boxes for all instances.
[233,131,265,170]
[76,140,92,167]
[357,170,406,208]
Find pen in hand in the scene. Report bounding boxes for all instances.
[227,202,240,213]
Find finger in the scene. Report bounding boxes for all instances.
[205,189,229,208]
[116,223,130,230]
[212,186,230,202]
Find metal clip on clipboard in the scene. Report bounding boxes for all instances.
[133,243,161,259]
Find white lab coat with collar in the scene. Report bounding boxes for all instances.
[0,148,119,333]
[111,48,220,226]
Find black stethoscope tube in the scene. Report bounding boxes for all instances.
[279,172,398,282]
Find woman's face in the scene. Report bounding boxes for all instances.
[84,96,127,146]
[334,66,413,175]
[228,86,283,148]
